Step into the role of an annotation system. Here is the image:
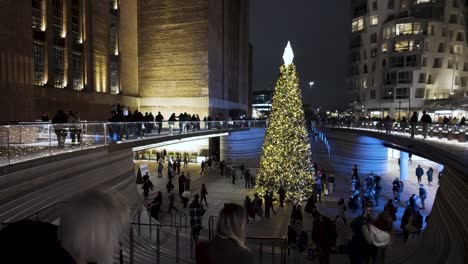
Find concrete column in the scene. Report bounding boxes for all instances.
[399,151,408,180]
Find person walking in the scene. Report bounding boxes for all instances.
[264,192,275,219]
[244,196,253,223]
[182,189,190,208]
[150,191,163,221]
[279,186,286,208]
[419,184,427,210]
[420,111,432,139]
[185,173,191,191]
[200,160,206,175]
[337,198,347,223]
[244,169,251,188]
[240,163,245,179]
[189,195,206,242]
[252,194,264,221]
[166,178,174,194]
[168,188,178,213]
[178,172,186,197]
[374,175,382,207]
[415,165,424,183]
[220,160,225,176]
[157,161,164,178]
[427,167,434,186]
[410,111,418,138]
[142,178,154,199]
[200,184,208,206]
[288,220,308,264]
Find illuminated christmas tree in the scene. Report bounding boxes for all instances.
[255,42,314,202]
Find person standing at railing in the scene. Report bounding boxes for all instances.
[185,172,192,191]
[460,116,466,126]
[156,111,164,134]
[279,186,286,207]
[384,116,392,134]
[52,109,69,148]
[420,111,432,139]
[168,113,176,134]
[410,112,418,138]
[68,111,81,145]
[189,194,206,242]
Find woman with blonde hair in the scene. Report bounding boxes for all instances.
[58,190,129,264]
[196,203,252,264]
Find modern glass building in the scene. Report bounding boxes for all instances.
[349,0,468,119]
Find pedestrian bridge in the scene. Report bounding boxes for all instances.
[0,121,264,223]
[314,122,468,264]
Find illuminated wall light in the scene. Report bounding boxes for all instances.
[78,38,83,44]
[114,2,118,10]
[61,31,66,38]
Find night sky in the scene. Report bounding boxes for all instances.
[250,0,351,110]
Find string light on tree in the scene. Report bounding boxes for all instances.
[254,41,314,202]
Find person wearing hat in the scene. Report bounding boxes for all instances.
[419,184,427,210]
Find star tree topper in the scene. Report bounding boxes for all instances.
[282,41,294,65]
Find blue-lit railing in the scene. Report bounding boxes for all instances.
[0,120,267,166]
[314,120,468,143]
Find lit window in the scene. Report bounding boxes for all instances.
[72,52,83,90]
[394,40,415,52]
[33,41,45,85]
[416,0,430,3]
[382,43,388,53]
[400,0,408,8]
[110,61,120,95]
[32,0,43,31]
[396,23,412,35]
[352,17,364,32]
[413,23,423,34]
[370,16,378,26]
[54,46,65,88]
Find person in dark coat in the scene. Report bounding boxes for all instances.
[427,167,434,185]
[142,178,154,199]
[304,193,317,214]
[178,173,186,197]
[166,178,174,194]
[415,165,424,183]
[52,109,69,147]
[150,191,163,221]
[278,186,286,207]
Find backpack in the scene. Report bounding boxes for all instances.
[399,181,404,192]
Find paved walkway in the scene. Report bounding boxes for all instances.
[132,148,440,263]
